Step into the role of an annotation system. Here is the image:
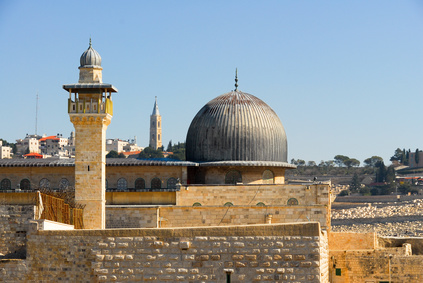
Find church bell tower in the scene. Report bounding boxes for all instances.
[149,96,162,150]
[63,40,118,229]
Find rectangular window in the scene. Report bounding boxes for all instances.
[335,268,341,276]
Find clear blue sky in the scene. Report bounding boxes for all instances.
[0,1,422,165]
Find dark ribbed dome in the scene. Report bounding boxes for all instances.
[79,40,102,68]
[186,90,287,162]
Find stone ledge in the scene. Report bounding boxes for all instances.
[36,222,321,237]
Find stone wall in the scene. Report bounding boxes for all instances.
[329,232,423,282]
[177,184,330,207]
[0,205,35,259]
[13,223,326,282]
[329,232,377,250]
[106,205,329,230]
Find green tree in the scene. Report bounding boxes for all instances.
[106,150,119,158]
[307,161,316,167]
[405,149,410,165]
[364,156,383,167]
[166,140,173,152]
[297,159,305,166]
[415,148,420,165]
[334,155,349,167]
[138,147,164,159]
[349,173,360,193]
[390,148,403,162]
[359,186,371,196]
[385,166,395,184]
[344,158,360,168]
[118,152,126,158]
[375,161,386,183]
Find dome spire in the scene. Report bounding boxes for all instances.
[234,68,238,91]
[89,37,92,47]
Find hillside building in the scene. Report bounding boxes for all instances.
[0,141,12,159]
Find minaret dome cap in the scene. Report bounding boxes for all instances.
[79,39,102,68]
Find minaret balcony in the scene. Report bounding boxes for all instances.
[68,98,113,116]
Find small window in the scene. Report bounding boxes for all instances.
[167,177,178,189]
[20,179,30,190]
[39,178,50,189]
[225,170,242,185]
[287,198,299,205]
[117,178,128,190]
[59,178,70,190]
[135,178,145,190]
[1,179,11,190]
[158,134,161,141]
[224,202,233,207]
[151,178,161,189]
[262,170,274,184]
[158,121,161,127]
[192,202,202,207]
[335,268,341,276]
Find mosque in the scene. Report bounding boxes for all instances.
[0,42,422,282]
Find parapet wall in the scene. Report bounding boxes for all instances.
[107,204,329,230]
[329,232,377,250]
[20,223,327,282]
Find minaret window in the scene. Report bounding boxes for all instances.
[158,121,160,127]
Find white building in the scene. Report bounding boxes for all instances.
[16,135,41,155]
[0,141,12,159]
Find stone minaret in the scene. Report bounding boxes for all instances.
[63,40,118,229]
[149,96,162,150]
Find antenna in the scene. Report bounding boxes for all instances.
[35,93,39,135]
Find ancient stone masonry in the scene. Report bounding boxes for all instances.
[3,223,328,282]
[0,205,35,259]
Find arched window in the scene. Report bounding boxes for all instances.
[262,170,274,184]
[192,202,202,207]
[225,170,242,185]
[256,202,266,206]
[135,178,145,190]
[1,179,11,190]
[20,179,30,190]
[167,177,178,189]
[287,198,299,205]
[59,178,70,190]
[117,178,128,190]
[158,121,161,127]
[158,134,161,141]
[224,202,233,207]
[151,178,162,189]
[39,178,50,189]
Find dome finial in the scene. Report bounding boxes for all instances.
[234,68,238,91]
[89,37,92,47]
